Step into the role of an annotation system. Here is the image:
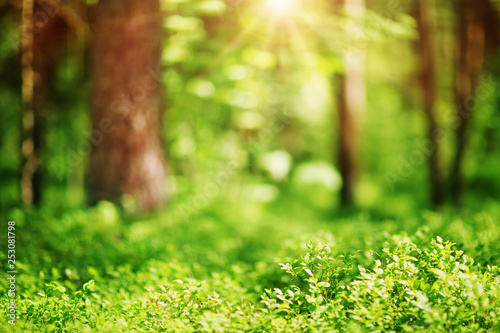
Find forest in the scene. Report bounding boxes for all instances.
[1,0,500,331]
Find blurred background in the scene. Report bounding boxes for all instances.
[1,0,500,221]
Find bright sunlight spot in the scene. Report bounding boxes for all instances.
[264,0,298,16]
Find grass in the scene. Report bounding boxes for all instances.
[1,200,500,332]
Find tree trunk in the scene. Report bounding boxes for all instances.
[21,0,37,207]
[413,0,445,208]
[336,0,365,207]
[88,0,165,212]
[450,0,485,206]
[21,0,55,207]
[21,0,81,206]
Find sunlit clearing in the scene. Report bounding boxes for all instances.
[264,0,298,16]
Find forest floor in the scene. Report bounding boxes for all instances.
[1,200,500,332]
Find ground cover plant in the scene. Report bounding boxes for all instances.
[1,203,500,332]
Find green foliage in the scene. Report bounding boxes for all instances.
[260,233,500,332]
[2,204,500,332]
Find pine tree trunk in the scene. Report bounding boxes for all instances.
[88,0,165,212]
[21,0,46,207]
[21,0,81,206]
[336,0,365,207]
[450,0,485,206]
[337,73,358,207]
[413,0,445,208]
[21,0,35,206]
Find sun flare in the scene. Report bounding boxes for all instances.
[263,0,298,16]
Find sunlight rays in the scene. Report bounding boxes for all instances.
[263,0,298,17]
[204,0,325,75]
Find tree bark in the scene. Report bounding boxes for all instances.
[450,0,486,207]
[22,0,58,206]
[21,0,38,207]
[88,0,166,212]
[336,0,365,207]
[21,0,82,206]
[413,0,445,208]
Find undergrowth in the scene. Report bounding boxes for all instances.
[1,203,500,332]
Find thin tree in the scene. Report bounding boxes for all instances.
[412,0,445,207]
[21,0,84,206]
[450,0,487,206]
[335,0,365,207]
[21,0,37,206]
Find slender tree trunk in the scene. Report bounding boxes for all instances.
[450,0,485,206]
[413,0,445,208]
[336,0,365,207]
[336,73,357,207]
[88,0,165,212]
[21,0,43,206]
[21,0,77,206]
